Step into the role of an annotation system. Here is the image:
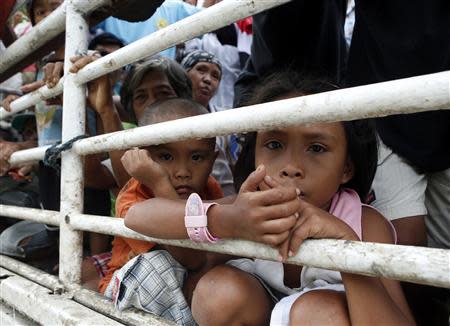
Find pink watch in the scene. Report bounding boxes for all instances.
[185,193,219,243]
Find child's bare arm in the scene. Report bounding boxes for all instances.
[284,203,415,325]
[341,207,415,325]
[125,165,300,245]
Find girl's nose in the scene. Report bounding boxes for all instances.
[280,165,303,178]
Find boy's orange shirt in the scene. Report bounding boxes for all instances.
[99,176,223,293]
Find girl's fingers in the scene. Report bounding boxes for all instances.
[261,230,290,247]
[263,175,281,188]
[288,217,311,257]
[257,187,300,207]
[239,164,266,193]
[277,236,291,262]
[260,214,297,234]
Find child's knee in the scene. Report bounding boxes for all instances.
[192,265,271,325]
[289,290,350,325]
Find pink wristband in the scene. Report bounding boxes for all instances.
[184,193,219,243]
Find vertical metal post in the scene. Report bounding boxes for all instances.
[59,0,88,285]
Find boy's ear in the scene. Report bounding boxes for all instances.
[341,158,355,184]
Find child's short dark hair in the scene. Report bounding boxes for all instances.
[120,56,193,123]
[138,98,215,146]
[234,71,378,201]
[138,98,208,127]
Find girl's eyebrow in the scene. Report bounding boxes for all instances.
[301,131,337,142]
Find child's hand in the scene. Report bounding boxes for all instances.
[121,148,170,189]
[224,165,301,246]
[278,199,359,261]
[69,55,114,114]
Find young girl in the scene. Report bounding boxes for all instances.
[125,71,415,325]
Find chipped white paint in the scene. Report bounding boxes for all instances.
[0,205,59,226]
[7,71,450,165]
[68,213,450,289]
[0,256,175,326]
[74,0,292,83]
[0,82,64,120]
[0,0,292,120]
[0,0,112,76]
[57,1,87,285]
[2,206,448,287]
[0,268,123,325]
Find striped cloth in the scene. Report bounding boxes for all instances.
[104,250,195,326]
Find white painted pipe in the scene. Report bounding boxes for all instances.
[2,205,449,288]
[0,267,124,325]
[0,0,292,120]
[57,1,87,286]
[73,71,450,155]
[0,205,59,225]
[0,255,176,325]
[8,71,450,165]
[74,0,292,83]
[68,213,450,289]
[0,0,112,75]
[0,82,64,120]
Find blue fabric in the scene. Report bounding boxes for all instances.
[96,0,200,59]
[35,69,97,147]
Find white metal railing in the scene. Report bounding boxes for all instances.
[1,0,450,324]
[0,0,291,119]
[8,70,450,166]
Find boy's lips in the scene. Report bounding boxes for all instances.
[175,185,193,195]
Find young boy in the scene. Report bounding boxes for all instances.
[99,98,222,325]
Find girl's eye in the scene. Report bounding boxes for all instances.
[159,153,173,161]
[192,154,204,161]
[309,144,326,153]
[265,140,283,150]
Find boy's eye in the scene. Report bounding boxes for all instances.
[192,154,204,161]
[159,153,173,161]
[265,140,283,150]
[309,144,326,153]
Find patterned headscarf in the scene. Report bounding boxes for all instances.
[181,50,222,75]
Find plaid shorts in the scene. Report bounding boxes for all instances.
[89,251,112,278]
[104,250,195,326]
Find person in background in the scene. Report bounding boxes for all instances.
[181,50,236,196]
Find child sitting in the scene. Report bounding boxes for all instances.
[125,72,415,325]
[100,98,223,325]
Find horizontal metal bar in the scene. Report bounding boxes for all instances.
[0,0,113,76]
[0,0,291,120]
[0,82,64,120]
[0,267,123,325]
[0,256,175,326]
[2,205,449,288]
[8,71,450,165]
[69,213,450,289]
[0,205,59,225]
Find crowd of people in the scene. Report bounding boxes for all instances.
[0,0,449,325]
